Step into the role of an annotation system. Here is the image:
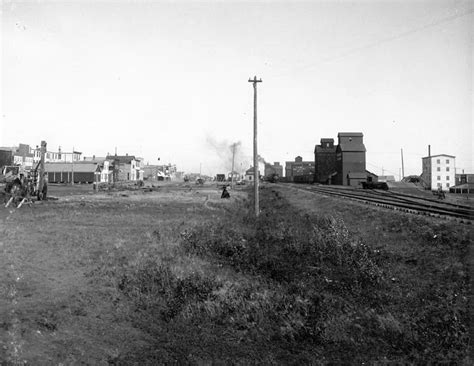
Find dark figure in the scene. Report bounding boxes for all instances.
[221,186,230,199]
[42,174,48,199]
[437,187,445,200]
[37,173,48,200]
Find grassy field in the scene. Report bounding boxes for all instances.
[0,182,471,364]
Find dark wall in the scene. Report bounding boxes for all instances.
[315,151,337,184]
[335,150,366,185]
[0,150,13,169]
[48,171,95,183]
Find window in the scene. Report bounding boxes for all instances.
[446,159,449,164]
[446,183,450,188]
[437,176,441,180]
[437,159,440,164]
[446,167,449,172]
[446,176,449,180]
[437,183,442,188]
[437,167,440,171]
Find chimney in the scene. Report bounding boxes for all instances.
[428,145,431,157]
[93,155,95,160]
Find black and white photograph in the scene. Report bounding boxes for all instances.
[1,0,473,364]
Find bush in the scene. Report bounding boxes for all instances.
[181,214,385,301]
[178,187,470,363]
[117,256,221,321]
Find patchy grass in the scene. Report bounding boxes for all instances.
[176,186,470,363]
[1,184,470,364]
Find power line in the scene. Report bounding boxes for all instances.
[275,6,474,78]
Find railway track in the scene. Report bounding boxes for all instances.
[285,184,473,222]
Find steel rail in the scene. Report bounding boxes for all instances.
[368,190,473,215]
[285,184,473,221]
[372,189,471,210]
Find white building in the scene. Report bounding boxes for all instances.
[83,156,111,183]
[421,154,456,191]
[32,146,82,163]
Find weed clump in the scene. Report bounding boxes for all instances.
[181,214,384,301]
[178,187,470,363]
[117,256,221,322]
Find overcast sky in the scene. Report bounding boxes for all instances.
[1,0,472,177]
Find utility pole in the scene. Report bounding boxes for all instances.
[38,140,46,198]
[71,147,75,185]
[230,143,237,189]
[248,76,262,217]
[400,148,405,180]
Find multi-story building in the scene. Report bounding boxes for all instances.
[314,138,337,184]
[421,154,456,191]
[264,162,283,179]
[0,148,14,170]
[106,154,143,181]
[285,156,315,182]
[14,144,35,169]
[0,144,35,170]
[335,132,367,186]
[83,156,112,183]
[33,146,82,163]
[1,143,83,171]
[455,173,474,186]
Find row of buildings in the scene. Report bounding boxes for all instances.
[421,151,473,193]
[248,132,375,187]
[0,143,176,184]
[243,133,470,192]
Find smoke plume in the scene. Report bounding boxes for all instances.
[205,136,250,173]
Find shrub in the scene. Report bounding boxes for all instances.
[117,256,221,321]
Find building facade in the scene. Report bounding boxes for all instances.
[285,156,315,182]
[45,162,101,184]
[1,143,83,172]
[455,173,474,186]
[106,154,143,182]
[264,162,283,179]
[245,167,261,182]
[335,132,366,186]
[0,149,14,170]
[421,154,456,191]
[32,146,82,163]
[314,138,337,184]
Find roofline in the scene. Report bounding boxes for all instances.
[44,161,98,165]
[338,132,363,137]
[365,170,378,176]
[422,154,455,159]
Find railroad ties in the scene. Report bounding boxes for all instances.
[287,184,473,223]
